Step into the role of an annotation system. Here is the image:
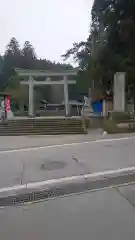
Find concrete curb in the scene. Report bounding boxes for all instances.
[0,167,135,206]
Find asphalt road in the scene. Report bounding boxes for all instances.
[0,135,135,188]
[0,186,135,239]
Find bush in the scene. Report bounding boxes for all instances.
[104,119,135,134]
[108,111,131,122]
[103,120,119,133]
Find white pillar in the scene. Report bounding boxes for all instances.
[64,76,69,116]
[28,76,34,116]
[114,72,125,112]
[102,100,106,117]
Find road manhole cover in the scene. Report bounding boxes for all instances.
[40,161,67,171]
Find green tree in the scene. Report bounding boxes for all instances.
[22,41,36,59]
[91,0,135,97]
[63,0,135,98]
[3,38,22,88]
[21,41,37,69]
[0,55,6,91]
[5,75,27,101]
[5,37,21,57]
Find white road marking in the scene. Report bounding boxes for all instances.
[0,136,135,154]
[0,184,26,193]
[0,165,135,193]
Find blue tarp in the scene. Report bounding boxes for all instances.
[92,101,103,115]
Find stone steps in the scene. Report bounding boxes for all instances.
[0,130,85,136]
[0,118,86,135]
[0,122,82,127]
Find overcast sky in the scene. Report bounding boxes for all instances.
[0,0,94,63]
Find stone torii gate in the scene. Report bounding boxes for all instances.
[16,69,77,116]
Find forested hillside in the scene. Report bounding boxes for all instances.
[0,37,73,105]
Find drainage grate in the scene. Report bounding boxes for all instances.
[0,173,135,207]
[0,183,85,207]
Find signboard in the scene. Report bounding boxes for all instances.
[4,96,11,112]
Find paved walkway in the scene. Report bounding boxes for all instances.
[1,186,135,239]
[0,130,103,151]
[1,130,135,151]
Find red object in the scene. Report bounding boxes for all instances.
[4,96,11,112]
